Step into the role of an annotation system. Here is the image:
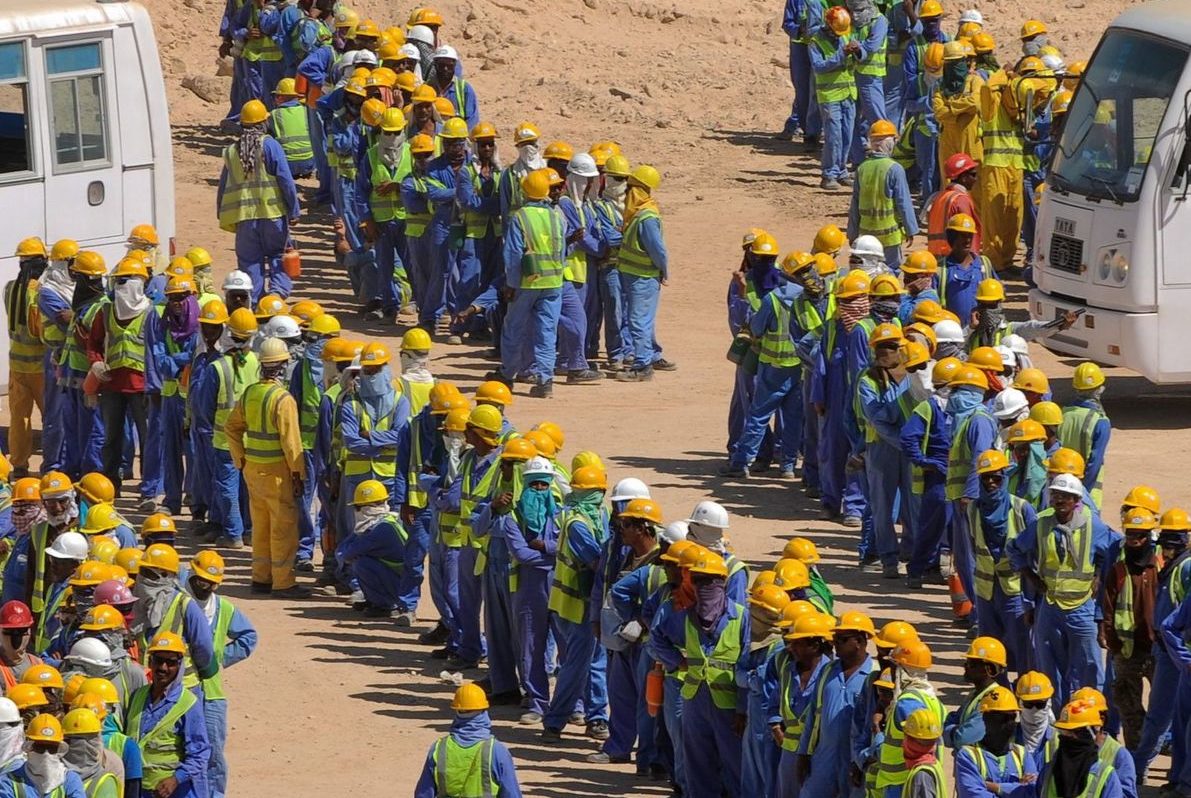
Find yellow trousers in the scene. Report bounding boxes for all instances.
[977,165,1024,271]
[244,460,299,590]
[8,370,44,469]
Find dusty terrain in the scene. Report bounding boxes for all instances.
[33,0,1191,793]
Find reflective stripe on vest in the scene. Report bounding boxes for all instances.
[5,281,44,373]
[29,524,48,615]
[125,686,198,791]
[240,382,287,464]
[432,735,495,798]
[161,330,190,398]
[399,378,434,416]
[1041,761,1114,798]
[982,102,1025,168]
[218,143,287,232]
[875,689,945,788]
[458,453,500,539]
[368,144,409,223]
[513,205,565,289]
[1112,551,1139,658]
[548,507,605,624]
[404,175,445,238]
[965,744,1025,783]
[971,496,1028,601]
[406,415,428,509]
[562,200,588,284]
[593,199,622,267]
[271,104,314,163]
[344,395,399,478]
[61,300,105,378]
[1057,405,1107,495]
[857,156,903,246]
[104,306,148,372]
[811,33,857,104]
[214,352,260,451]
[909,399,934,493]
[297,361,323,449]
[946,409,993,502]
[242,7,282,61]
[152,593,202,690]
[757,291,800,368]
[680,608,744,710]
[905,761,946,796]
[938,256,994,307]
[926,186,963,256]
[854,22,887,78]
[200,597,235,701]
[463,163,499,239]
[1037,506,1096,610]
[83,770,119,798]
[618,208,662,279]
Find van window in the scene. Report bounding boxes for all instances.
[0,41,34,176]
[45,42,108,170]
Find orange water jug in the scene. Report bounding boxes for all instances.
[646,663,664,717]
[282,248,302,279]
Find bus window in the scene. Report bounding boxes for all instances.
[45,42,109,170]
[0,42,33,176]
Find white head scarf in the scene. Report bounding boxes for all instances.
[113,279,150,321]
[0,723,24,771]
[40,262,75,304]
[512,143,545,177]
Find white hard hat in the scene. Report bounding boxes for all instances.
[521,456,555,482]
[995,345,1016,370]
[264,314,301,340]
[933,319,965,344]
[1003,333,1029,358]
[407,24,435,46]
[687,500,729,530]
[1048,473,1084,497]
[568,153,599,178]
[659,520,689,546]
[398,43,421,60]
[609,477,650,503]
[850,235,885,259]
[46,532,89,561]
[958,9,984,24]
[222,270,253,292]
[68,637,113,669]
[1041,54,1066,73]
[432,44,458,61]
[0,698,19,724]
[353,49,378,67]
[991,388,1029,421]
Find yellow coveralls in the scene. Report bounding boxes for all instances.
[932,71,985,190]
[977,72,1026,271]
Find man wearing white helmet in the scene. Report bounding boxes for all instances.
[428,45,477,124]
[686,501,749,603]
[36,532,89,652]
[395,43,425,83]
[990,387,1030,448]
[406,25,438,80]
[556,153,604,385]
[221,271,253,315]
[932,318,965,361]
[847,235,892,278]
[1009,471,1119,704]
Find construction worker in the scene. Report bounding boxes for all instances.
[874,640,944,797]
[57,251,107,478]
[926,154,981,257]
[850,621,918,793]
[38,240,81,474]
[1058,363,1111,509]
[1036,700,1125,798]
[844,0,889,168]
[338,480,408,618]
[954,687,1036,798]
[428,45,477,122]
[61,707,121,798]
[124,633,211,798]
[1014,671,1057,767]
[767,607,832,798]
[968,450,1037,670]
[7,239,47,479]
[0,601,40,690]
[12,713,87,798]
[903,2,948,197]
[616,164,673,383]
[652,549,749,798]
[150,275,200,517]
[450,122,503,342]
[977,73,1029,272]
[132,544,218,692]
[358,107,409,322]
[268,78,314,178]
[901,708,946,798]
[937,213,993,324]
[71,601,146,705]
[810,7,857,190]
[849,120,917,268]
[944,636,1008,749]
[738,582,787,796]
[413,682,523,798]
[555,153,604,385]
[1009,472,1118,703]
[778,0,820,145]
[588,154,632,368]
[901,356,956,588]
[24,475,84,625]
[224,337,308,598]
[797,611,876,797]
[933,43,984,179]
[726,229,774,465]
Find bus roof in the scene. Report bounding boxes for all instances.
[0,0,141,38]
[1113,0,1191,42]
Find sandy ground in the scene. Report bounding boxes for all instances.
[13,0,1191,793]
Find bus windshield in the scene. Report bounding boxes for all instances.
[1052,28,1187,202]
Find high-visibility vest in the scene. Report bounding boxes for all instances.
[511,205,565,290]
[404,174,445,238]
[0,655,40,690]
[857,156,903,247]
[60,300,105,379]
[1058,405,1107,498]
[855,370,915,445]
[938,256,994,306]
[1041,761,1115,798]
[125,685,198,791]
[618,208,662,279]
[970,496,1029,601]
[5,280,44,374]
[218,143,287,232]
[548,507,605,624]
[824,317,875,365]
[811,32,857,104]
[152,592,202,690]
[83,769,120,798]
[213,352,260,451]
[103,306,148,372]
[791,292,833,339]
[981,92,1025,169]
[449,78,473,122]
[875,689,944,788]
[458,453,500,543]
[680,608,744,710]
[561,199,589,284]
[803,658,839,754]
[926,186,965,255]
[103,731,132,771]
[854,22,887,78]
[592,199,622,267]
[28,523,49,615]
[405,414,429,510]
[343,395,399,479]
[946,409,994,501]
[32,583,67,654]
[373,514,409,574]
[1036,506,1097,610]
[296,361,323,449]
[200,596,235,701]
[462,163,501,239]
[367,144,409,223]
[909,399,935,493]
[399,378,434,416]
[238,381,288,464]
[270,104,313,163]
[963,744,1026,784]
[161,330,191,399]
[39,288,67,351]
[966,324,1007,352]
[905,760,946,797]
[430,735,495,798]
[757,291,800,368]
[242,7,282,61]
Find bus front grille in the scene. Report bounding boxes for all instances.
[1048,234,1084,275]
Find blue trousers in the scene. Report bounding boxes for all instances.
[140,397,163,499]
[850,75,888,167]
[457,546,485,663]
[865,439,909,566]
[913,127,939,202]
[557,281,590,372]
[776,749,804,798]
[742,678,780,798]
[661,674,686,790]
[370,220,405,311]
[62,386,103,476]
[419,239,449,327]
[623,273,663,372]
[727,366,774,461]
[354,558,403,609]
[406,234,433,314]
[1175,670,1191,790]
[682,688,741,798]
[41,374,65,472]
[907,474,949,578]
[295,451,316,562]
[545,616,607,730]
[448,238,484,325]
[515,567,552,714]
[225,57,249,121]
[205,697,229,798]
[1034,599,1102,705]
[732,363,801,470]
[241,58,284,106]
[820,99,855,180]
[819,404,866,518]
[430,542,462,651]
[787,42,820,136]
[189,426,214,522]
[585,266,632,362]
[883,244,904,270]
[161,394,187,513]
[482,560,519,695]
[604,645,649,761]
[397,507,432,611]
[1022,169,1045,261]
[975,586,1030,675]
[501,288,563,383]
[950,502,978,625]
[1135,643,1179,778]
[883,65,904,128]
[235,218,292,304]
[800,377,820,490]
[307,106,333,205]
[213,449,247,543]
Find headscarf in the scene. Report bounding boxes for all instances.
[113,279,150,322]
[942,58,969,96]
[379,130,407,170]
[974,306,1005,346]
[238,124,267,175]
[1018,704,1054,751]
[1076,386,1105,411]
[132,570,178,631]
[872,298,900,323]
[516,488,557,540]
[565,173,590,206]
[511,143,545,178]
[1053,730,1099,798]
[63,734,103,782]
[845,0,877,28]
[623,185,658,225]
[935,340,964,360]
[11,504,46,537]
[353,502,389,535]
[566,488,606,528]
[672,571,696,612]
[748,603,783,650]
[1013,442,1049,502]
[22,745,67,794]
[449,710,492,747]
[1022,35,1048,57]
[895,664,936,699]
[693,579,727,635]
[357,369,397,422]
[0,723,24,771]
[977,472,1011,546]
[838,295,872,332]
[947,384,985,426]
[399,351,433,384]
[71,276,104,313]
[902,735,937,768]
[40,262,75,305]
[602,177,628,214]
[871,135,895,157]
[165,295,200,342]
[749,257,782,298]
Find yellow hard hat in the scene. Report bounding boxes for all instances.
[1162,508,1191,532]
[966,636,1008,667]
[409,7,444,26]
[1021,19,1048,39]
[869,119,897,139]
[451,682,489,712]
[443,407,471,434]
[63,675,86,707]
[380,107,406,133]
[344,78,368,99]
[688,549,728,578]
[869,273,905,298]
[401,328,432,352]
[433,97,457,119]
[40,471,72,498]
[254,294,288,319]
[360,98,387,128]
[147,632,187,656]
[973,32,995,53]
[748,584,792,616]
[0,453,10,484]
[15,238,47,258]
[782,537,820,564]
[979,688,1020,714]
[513,121,541,145]
[141,513,177,539]
[368,67,397,88]
[903,708,942,740]
[114,548,143,576]
[308,313,340,337]
[241,100,268,126]
[660,539,698,566]
[534,422,565,451]
[784,612,835,640]
[1012,368,1050,395]
[333,7,358,29]
[901,341,930,370]
[88,537,119,565]
[1123,485,1161,515]
[500,438,537,462]
[521,170,552,201]
[902,250,939,275]
[1045,447,1087,478]
[111,257,149,281]
[467,405,504,436]
[165,276,195,296]
[288,300,323,327]
[1123,509,1159,531]
[1052,89,1074,115]
[522,431,555,460]
[360,342,391,366]
[825,5,852,34]
[7,684,47,711]
[570,466,607,491]
[780,251,815,276]
[1055,700,1101,730]
[76,473,115,505]
[942,40,967,61]
[950,366,990,391]
[892,640,933,669]
[628,165,661,191]
[621,498,663,525]
[1006,419,1046,446]
[868,323,904,349]
[776,599,820,629]
[476,380,513,407]
[68,561,111,588]
[409,134,436,155]
[192,550,226,585]
[26,714,64,744]
[975,279,1005,303]
[773,558,810,590]
[62,708,102,736]
[570,450,604,474]
[77,676,119,707]
[543,141,574,162]
[1073,361,1105,390]
[947,213,977,233]
[227,308,259,337]
[834,611,876,636]
[813,224,846,254]
[925,41,945,72]
[258,337,290,365]
[51,239,80,262]
[814,253,838,277]
[471,122,498,140]
[1071,687,1108,714]
[911,299,948,325]
[274,77,298,96]
[875,620,919,649]
[352,479,390,506]
[605,154,631,178]
[1029,400,1063,427]
[23,664,64,690]
[128,224,159,246]
[975,449,1010,475]
[834,269,871,299]
[141,543,180,574]
[440,117,470,140]
[1015,671,1055,701]
[79,604,124,632]
[750,233,779,257]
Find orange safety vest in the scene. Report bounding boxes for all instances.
[927,186,965,256]
[0,654,42,690]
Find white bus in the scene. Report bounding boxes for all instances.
[1030,0,1191,383]
[0,0,173,387]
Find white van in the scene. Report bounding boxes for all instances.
[1030,0,1191,383]
[0,0,174,386]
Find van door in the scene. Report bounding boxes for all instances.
[36,36,124,251]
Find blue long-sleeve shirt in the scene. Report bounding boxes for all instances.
[634,214,669,281]
[901,395,951,474]
[36,286,71,357]
[954,409,998,499]
[749,281,801,349]
[298,45,334,89]
[438,78,480,127]
[499,509,559,570]
[150,593,219,681]
[809,31,850,78]
[858,371,911,446]
[847,155,919,241]
[502,201,565,290]
[1064,399,1111,493]
[559,196,602,268]
[0,766,85,798]
[413,714,521,798]
[954,744,1037,798]
[274,3,303,70]
[651,602,751,711]
[1008,505,1119,609]
[798,655,875,796]
[422,155,464,244]
[1161,588,1191,669]
[125,679,210,795]
[147,319,198,398]
[782,0,805,38]
[218,598,256,670]
[341,516,406,568]
[851,16,890,80]
[215,137,300,222]
[764,651,829,727]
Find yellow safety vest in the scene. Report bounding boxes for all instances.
[757,291,800,368]
[561,199,589,284]
[104,306,148,373]
[462,163,501,239]
[242,7,282,62]
[398,378,434,416]
[270,104,313,163]
[1057,405,1107,503]
[857,156,903,247]
[811,32,857,104]
[431,736,495,798]
[512,205,565,290]
[618,208,662,279]
[5,280,44,374]
[970,496,1029,601]
[151,592,202,691]
[981,89,1025,169]
[680,608,744,710]
[238,381,288,464]
[875,689,945,788]
[200,596,235,701]
[548,507,605,624]
[218,143,287,232]
[405,414,428,510]
[125,685,198,791]
[212,352,260,451]
[404,174,444,238]
[946,409,993,502]
[1041,762,1115,798]
[343,395,399,479]
[367,144,410,223]
[1036,506,1097,611]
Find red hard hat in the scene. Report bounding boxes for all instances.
[93,580,135,607]
[0,600,33,629]
[944,153,979,180]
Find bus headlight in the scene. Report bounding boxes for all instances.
[1094,245,1130,286]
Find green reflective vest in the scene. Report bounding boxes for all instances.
[963,744,1026,783]
[811,32,857,104]
[238,381,288,464]
[512,205,565,290]
[938,256,994,308]
[854,22,888,78]
[152,592,203,691]
[405,414,429,510]
[592,199,622,268]
[200,596,235,701]
[399,377,434,417]
[548,507,606,624]
[212,352,260,451]
[562,200,589,284]
[1041,761,1115,798]
[270,104,313,163]
[82,771,119,798]
[463,163,501,239]
[757,291,800,368]
[946,409,993,501]
[982,94,1025,169]
[343,394,399,479]
[875,689,944,788]
[970,495,1028,601]
[218,143,287,232]
[296,360,323,449]
[857,156,903,246]
[618,208,662,279]
[405,175,445,238]
[431,735,495,798]
[1036,506,1096,610]
[905,760,946,797]
[60,300,105,379]
[104,306,148,373]
[161,328,190,398]
[242,8,282,61]
[5,280,44,373]
[1057,405,1107,501]
[368,144,410,223]
[680,608,744,710]
[126,685,198,791]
